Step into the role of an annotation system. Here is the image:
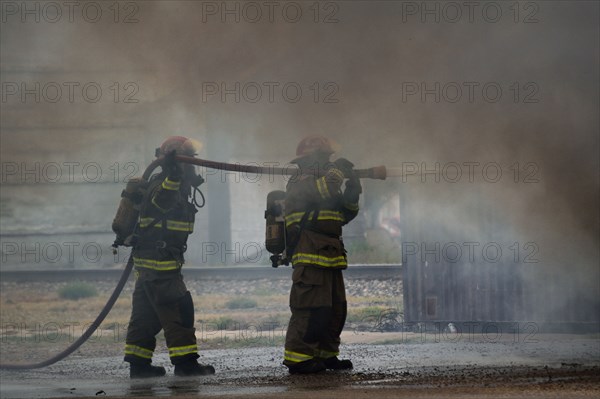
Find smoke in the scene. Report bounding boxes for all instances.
[1,1,598,322]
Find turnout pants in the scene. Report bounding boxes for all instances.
[284,265,348,365]
[124,269,199,365]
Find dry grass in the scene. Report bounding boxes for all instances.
[0,282,400,361]
[0,288,400,327]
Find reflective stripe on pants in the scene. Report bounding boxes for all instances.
[169,344,198,358]
[124,344,153,360]
[284,349,314,363]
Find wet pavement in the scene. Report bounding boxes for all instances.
[1,334,599,398]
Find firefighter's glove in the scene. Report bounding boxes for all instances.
[344,175,362,204]
[163,149,183,179]
[334,158,355,178]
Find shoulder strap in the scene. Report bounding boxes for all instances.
[285,206,320,259]
[132,175,167,242]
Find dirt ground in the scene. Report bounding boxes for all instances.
[1,334,599,399]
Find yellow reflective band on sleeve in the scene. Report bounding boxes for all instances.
[124,344,154,359]
[139,218,194,233]
[133,257,180,271]
[284,349,314,363]
[285,210,344,228]
[317,349,339,359]
[316,176,331,199]
[344,202,359,212]
[291,253,347,268]
[162,178,181,191]
[328,168,345,182]
[168,344,198,358]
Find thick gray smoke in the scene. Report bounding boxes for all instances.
[1,1,598,323]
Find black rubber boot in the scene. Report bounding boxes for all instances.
[323,356,353,370]
[129,364,166,379]
[287,359,327,374]
[174,360,215,376]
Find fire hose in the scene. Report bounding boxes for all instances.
[148,155,388,181]
[0,156,386,370]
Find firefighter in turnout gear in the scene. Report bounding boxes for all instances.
[123,136,215,379]
[283,135,362,374]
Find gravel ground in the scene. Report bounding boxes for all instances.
[0,277,402,299]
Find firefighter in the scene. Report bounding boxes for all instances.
[283,135,362,374]
[123,136,215,378]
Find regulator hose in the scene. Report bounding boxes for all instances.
[0,256,134,370]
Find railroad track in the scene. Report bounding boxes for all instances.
[0,264,402,282]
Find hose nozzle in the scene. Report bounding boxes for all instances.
[356,165,387,180]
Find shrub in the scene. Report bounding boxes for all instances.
[224,297,258,310]
[252,287,275,296]
[346,306,388,323]
[58,282,98,300]
[213,316,240,330]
